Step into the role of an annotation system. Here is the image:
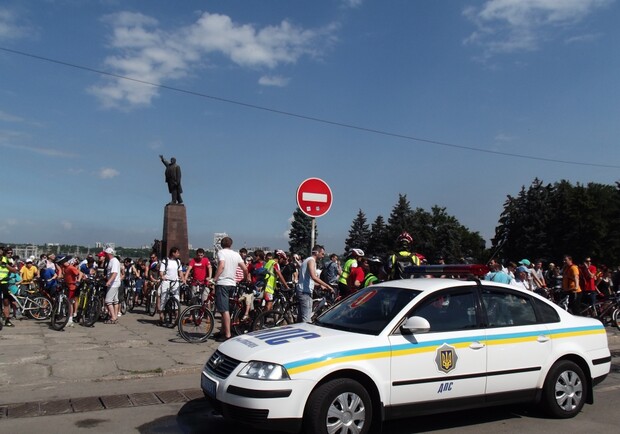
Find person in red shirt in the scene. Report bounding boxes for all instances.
[347,258,366,296]
[61,257,81,327]
[581,257,601,310]
[186,248,212,302]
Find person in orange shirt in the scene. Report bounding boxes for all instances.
[562,255,581,314]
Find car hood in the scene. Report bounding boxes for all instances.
[217,323,380,367]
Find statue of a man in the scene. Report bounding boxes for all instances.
[159,155,183,204]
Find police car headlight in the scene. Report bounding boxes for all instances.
[237,361,290,380]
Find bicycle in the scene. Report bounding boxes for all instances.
[5,284,52,321]
[178,295,216,343]
[50,281,71,331]
[160,279,181,328]
[229,282,264,336]
[120,278,136,314]
[145,279,159,317]
[251,286,298,331]
[74,277,101,327]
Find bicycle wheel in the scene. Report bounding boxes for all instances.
[126,288,135,312]
[163,297,180,328]
[29,296,52,321]
[178,305,215,343]
[51,296,71,331]
[83,297,100,327]
[252,309,293,331]
[231,306,261,336]
[147,291,157,316]
[612,307,620,331]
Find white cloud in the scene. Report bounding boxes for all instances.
[0,140,77,158]
[90,11,336,108]
[565,33,601,44]
[98,167,120,179]
[259,75,290,87]
[464,0,612,57]
[0,7,30,40]
[0,110,24,123]
[342,0,364,8]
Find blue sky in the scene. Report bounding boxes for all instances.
[1,0,619,254]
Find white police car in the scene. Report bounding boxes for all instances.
[201,265,611,434]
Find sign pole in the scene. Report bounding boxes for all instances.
[311,218,316,256]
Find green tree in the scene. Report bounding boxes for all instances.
[344,209,371,253]
[368,215,389,258]
[288,208,317,257]
[386,194,415,250]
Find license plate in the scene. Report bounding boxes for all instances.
[201,374,217,399]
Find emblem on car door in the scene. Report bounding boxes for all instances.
[435,343,458,373]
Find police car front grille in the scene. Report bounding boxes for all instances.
[206,350,241,379]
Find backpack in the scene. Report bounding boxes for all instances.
[391,252,419,279]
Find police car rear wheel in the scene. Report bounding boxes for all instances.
[542,360,586,418]
[304,378,372,434]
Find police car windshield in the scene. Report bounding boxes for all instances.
[315,286,420,335]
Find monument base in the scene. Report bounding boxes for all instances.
[162,204,189,263]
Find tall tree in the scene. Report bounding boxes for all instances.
[386,194,415,250]
[344,209,371,253]
[368,215,389,258]
[288,208,317,256]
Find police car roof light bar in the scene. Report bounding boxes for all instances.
[403,264,489,278]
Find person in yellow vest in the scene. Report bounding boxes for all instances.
[387,232,421,280]
[337,248,364,297]
[1,246,19,327]
[263,250,290,311]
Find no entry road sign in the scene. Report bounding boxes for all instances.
[296,178,333,218]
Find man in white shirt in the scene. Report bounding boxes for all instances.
[213,237,248,342]
[159,247,186,325]
[105,247,121,323]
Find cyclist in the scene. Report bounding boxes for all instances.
[362,256,383,288]
[147,252,160,312]
[120,257,139,314]
[19,257,39,293]
[58,256,81,327]
[263,250,290,311]
[186,248,212,302]
[79,255,97,277]
[298,245,331,323]
[1,246,19,327]
[387,232,421,280]
[104,247,121,324]
[337,248,364,297]
[158,247,186,326]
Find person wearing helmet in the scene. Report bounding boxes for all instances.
[387,232,420,280]
[263,250,290,311]
[362,256,384,288]
[337,248,364,297]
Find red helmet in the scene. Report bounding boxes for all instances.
[275,250,288,260]
[397,231,413,245]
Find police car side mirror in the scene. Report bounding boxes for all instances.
[401,316,431,334]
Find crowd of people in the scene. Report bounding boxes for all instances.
[2,235,620,331]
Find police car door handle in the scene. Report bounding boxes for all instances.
[537,335,550,343]
[469,342,485,350]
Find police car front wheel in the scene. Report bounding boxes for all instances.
[542,360,587,418]
[304,378,373,434]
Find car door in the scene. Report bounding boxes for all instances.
[388,287,487,414]
[481,286,554,399]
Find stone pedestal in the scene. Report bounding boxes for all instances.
[162,204,189,263]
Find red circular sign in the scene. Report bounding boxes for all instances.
[296,178,333,218]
